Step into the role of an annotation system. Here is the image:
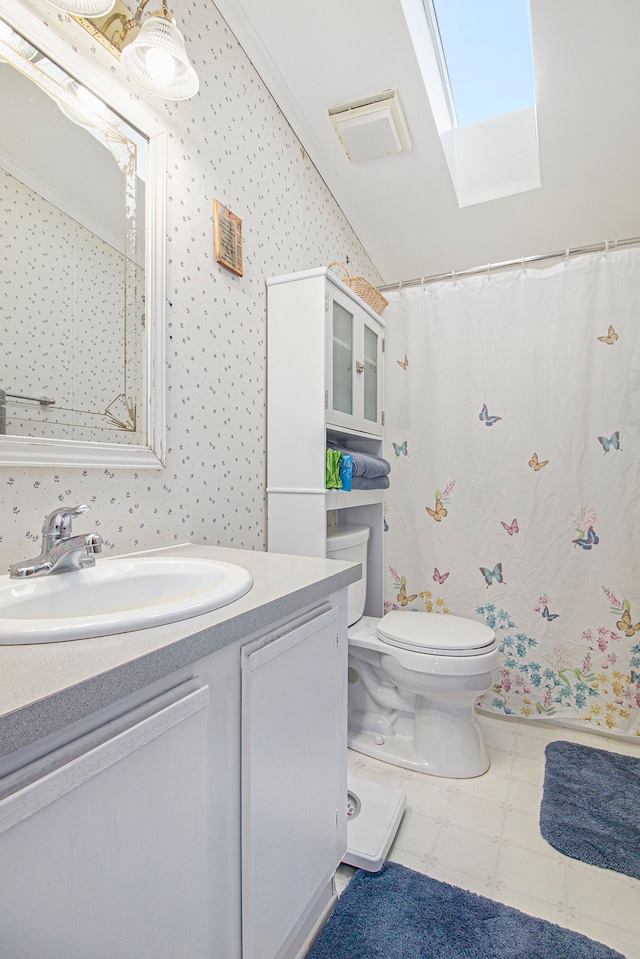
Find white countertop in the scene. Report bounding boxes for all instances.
[0,542,360,760]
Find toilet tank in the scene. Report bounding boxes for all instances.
[326,525,370,627]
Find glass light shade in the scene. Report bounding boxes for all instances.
[46,0,116,16]
[121,14,199,100]
[57,77,111,128]
[0,22,38,61]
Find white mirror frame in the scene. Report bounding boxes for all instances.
[0,0,166,468]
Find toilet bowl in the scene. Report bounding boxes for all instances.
[348,613,498,778]
[326,526,498,779]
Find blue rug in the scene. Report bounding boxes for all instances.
[540,740,640,879]
[307,862,624,958]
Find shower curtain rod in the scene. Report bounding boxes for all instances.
[377,234,640,293]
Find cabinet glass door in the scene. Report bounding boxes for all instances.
[326,281,383,437]
[332,301,353,415]
[363,324,379,424]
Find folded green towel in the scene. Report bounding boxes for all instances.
[326,449,343,489]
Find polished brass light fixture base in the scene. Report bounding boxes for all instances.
[74,0,141,58]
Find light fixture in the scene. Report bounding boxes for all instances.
[47,0,116,20]
[61,0,199,100]
[58,83,134,174]
[58,75,114,127]
[43,0,198,100]
[0,20,38,60]
[120,3,198,100]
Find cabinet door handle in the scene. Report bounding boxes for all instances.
[355,361,365,374]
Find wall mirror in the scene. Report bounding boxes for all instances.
[0,0,165,468]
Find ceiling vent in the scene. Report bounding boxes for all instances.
[329,89,412,163]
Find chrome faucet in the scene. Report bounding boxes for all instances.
[9,504,103,578]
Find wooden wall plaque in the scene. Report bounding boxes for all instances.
[213,199,243,276]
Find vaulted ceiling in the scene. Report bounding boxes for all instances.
[215,0,640,285]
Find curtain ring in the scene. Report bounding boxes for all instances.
[604,240,609,259]
[487,262,492,280]
[521,257,526,273]
[451,270,457,286]
[564,248,570,267]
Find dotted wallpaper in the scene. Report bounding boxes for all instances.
[0,0,382,568]
[1,168,143,443]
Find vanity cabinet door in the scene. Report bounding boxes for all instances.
[241,604,347,959]
[0,682,210,959]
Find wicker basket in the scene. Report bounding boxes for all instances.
[328,262,388,316]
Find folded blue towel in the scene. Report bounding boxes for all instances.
[352,475,390,490]
[327,444,391,479]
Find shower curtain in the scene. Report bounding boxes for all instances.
[383,247,640,738]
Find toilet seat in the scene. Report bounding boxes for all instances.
[376,610,495,657]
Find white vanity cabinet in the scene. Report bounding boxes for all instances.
[0,681,211,959]
[241,604,346,959]
[0,589,348,959]
[267,267,386,619]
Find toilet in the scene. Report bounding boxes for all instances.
[327,525,499,779]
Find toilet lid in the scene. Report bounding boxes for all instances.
[376,610,495,656]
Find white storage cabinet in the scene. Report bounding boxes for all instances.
[326,280,384,436]
[267,267,386,618]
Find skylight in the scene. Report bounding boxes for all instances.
[401,0,540,206]
[428,0,536,128]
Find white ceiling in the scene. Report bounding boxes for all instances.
[214,0,640,285]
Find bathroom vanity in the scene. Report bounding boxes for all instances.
[0,543,359,959]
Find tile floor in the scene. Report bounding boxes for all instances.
[337,712,640,959]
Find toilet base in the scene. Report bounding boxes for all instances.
[347,719,490,779]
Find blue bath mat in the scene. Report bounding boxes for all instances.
[540,740,640,879]
[307,862,624,958]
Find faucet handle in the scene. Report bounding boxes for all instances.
[42,504,91,542]
[65,504,91,520]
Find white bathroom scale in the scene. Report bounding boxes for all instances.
[343,775,406,872]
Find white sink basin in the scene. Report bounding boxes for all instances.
[0,554,253,644]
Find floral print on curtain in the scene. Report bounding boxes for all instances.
[383,248,640,738]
